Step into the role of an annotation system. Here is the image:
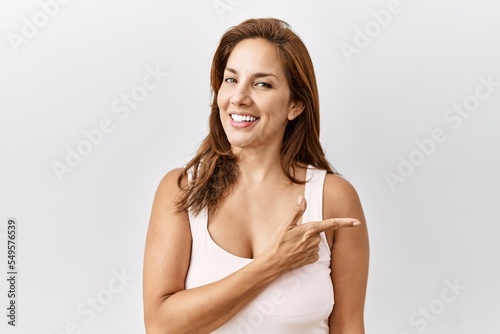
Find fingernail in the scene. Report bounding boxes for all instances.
[353,221,361,226]
[297,195,304,205]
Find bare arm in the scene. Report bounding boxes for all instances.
[143,169,361,334]
[326,175,370,334]
[143,169,276,333]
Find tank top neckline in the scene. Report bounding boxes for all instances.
[203,165,318,262]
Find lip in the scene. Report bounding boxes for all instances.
[228,112,260,128]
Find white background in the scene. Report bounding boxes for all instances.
[1,0,499,333]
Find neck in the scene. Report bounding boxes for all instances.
[233,147,286,185]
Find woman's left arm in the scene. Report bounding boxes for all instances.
[325,174,370,334]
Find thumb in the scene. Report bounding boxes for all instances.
[285,195,307,230]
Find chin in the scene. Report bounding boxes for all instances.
[226,139,249,149]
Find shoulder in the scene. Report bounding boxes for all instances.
[152,167,188,211]
[156,167,187,193]
[323,173,363,219]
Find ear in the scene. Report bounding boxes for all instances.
[287,100,305,121]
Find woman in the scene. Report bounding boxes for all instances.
[143,18,369,333]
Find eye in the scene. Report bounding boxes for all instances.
[255,81,273,88]
[224,77,237,84]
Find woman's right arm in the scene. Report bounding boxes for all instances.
[143,168,360,334]
[143,168,280,333]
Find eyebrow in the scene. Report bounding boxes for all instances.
[224,67,281,82]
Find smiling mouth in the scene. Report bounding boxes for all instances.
[230,114,259,123]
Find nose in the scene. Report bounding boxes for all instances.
[229,84,251,106]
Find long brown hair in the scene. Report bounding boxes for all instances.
[176,18,336,216]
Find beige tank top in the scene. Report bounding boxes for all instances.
[185,166,333,333]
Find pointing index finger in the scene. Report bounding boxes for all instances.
[311,218,361,233]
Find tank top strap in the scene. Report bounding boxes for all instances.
[303,166,327,223]
[186,166,208,230]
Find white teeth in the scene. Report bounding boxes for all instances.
[231,114,258,123]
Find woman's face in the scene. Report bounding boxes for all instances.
[217,38,303,153]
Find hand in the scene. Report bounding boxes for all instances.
[259,195,360,276]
